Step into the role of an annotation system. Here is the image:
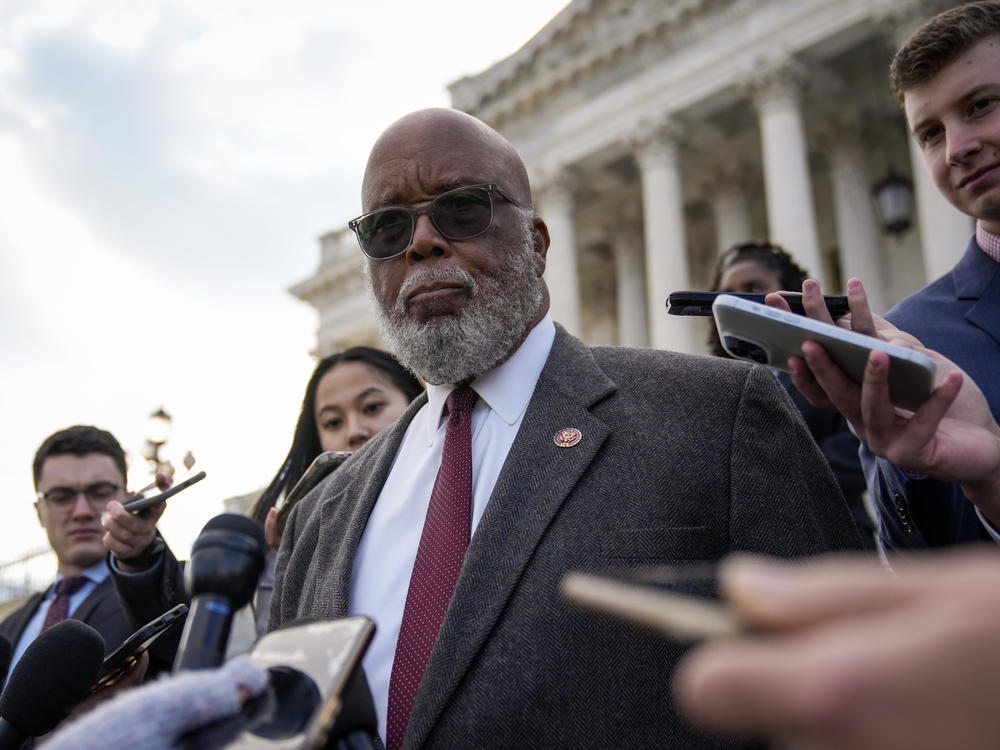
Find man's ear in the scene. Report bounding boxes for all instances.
[532,218,550,276]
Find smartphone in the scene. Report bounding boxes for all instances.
[562,573,743,642]
[712,294,937,410]
[123,470,207,513]
[229,616,375,749]
[667,290,849,318]
[92,603,189,690]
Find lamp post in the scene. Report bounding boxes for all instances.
[873,173,916,235]
[141,407,174,477]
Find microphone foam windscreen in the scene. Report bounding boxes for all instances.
[201,513,266,553]
[0,620,105,736]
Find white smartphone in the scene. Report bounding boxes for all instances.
[712,294,937,410]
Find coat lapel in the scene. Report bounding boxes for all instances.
[405,327,615,749]
[311,393,429,619]
[70,576,110,623]
[1,592,43,647]
[955,239,1000,347]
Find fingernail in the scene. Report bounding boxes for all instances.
[101,512,111,526]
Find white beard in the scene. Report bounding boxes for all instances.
[368,210,543,385]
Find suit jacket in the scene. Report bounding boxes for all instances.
[273,326,863,749]
[778,372,874,548]
[0,576,132,660]
[868,238,1000,550]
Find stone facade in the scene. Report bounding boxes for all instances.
[293,0,972,356]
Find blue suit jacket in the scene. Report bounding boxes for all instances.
[867,238,1000,550]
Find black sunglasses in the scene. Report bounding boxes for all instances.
[348,183,522,260]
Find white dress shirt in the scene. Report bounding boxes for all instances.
[350,314,556,740]
[4,559,108,689]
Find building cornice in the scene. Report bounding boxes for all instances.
[449,0,748,126]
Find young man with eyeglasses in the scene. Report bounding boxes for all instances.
[271,107,864,750]
[0,425,166,685]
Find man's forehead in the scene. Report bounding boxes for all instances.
[365,173,485,208]
[904,36,1000,122]
[38,453,123,486]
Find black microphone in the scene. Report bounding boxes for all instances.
[0,620,105,748]
[173,513,267,673]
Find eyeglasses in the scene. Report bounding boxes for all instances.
[37,482,123,511]
[348,183,522,260]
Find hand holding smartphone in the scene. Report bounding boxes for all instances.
[92,604,189,690]
[712,295,936,410]
[123,470,207,513]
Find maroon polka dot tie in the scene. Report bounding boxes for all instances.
[386,386,477,750]
[41,576,87,631]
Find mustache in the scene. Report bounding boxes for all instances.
[395,267,478,308]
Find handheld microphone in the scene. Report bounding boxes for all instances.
[0,620,105,748]
[173,513,267,673]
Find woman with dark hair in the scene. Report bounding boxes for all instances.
[709,242,875,549]
[250,347,423,529]
[250,347,422,631]
[708,242,809,357]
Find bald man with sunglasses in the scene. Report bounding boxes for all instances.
[271,108,864,750]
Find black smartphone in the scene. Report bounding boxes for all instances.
[123,470,207,514]
[92,604,189,690]
[667,291,850,318]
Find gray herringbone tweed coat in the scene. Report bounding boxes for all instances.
[272,325,863,749]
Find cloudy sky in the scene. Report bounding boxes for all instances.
[0,0,569,581]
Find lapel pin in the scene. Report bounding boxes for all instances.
[554,428,582,448]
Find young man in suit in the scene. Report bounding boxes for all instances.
[780,1,1000,552]
[0,426,136,681]
[271,107,863,750]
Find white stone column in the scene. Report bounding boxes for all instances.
[536,169,582,335]
[752,59,826,286]
[609,208,649,347]
[827,127,887,311]
[708,165,754,254]
[878,15,975,283]
[634,118,697,353]
[907,138,975,282]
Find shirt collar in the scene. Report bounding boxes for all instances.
[47,560,111,599]
[975,221,1000,264]
[424,314,556,441]
[54,559,110,589]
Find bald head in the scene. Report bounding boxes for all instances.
[361,108,533,212]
